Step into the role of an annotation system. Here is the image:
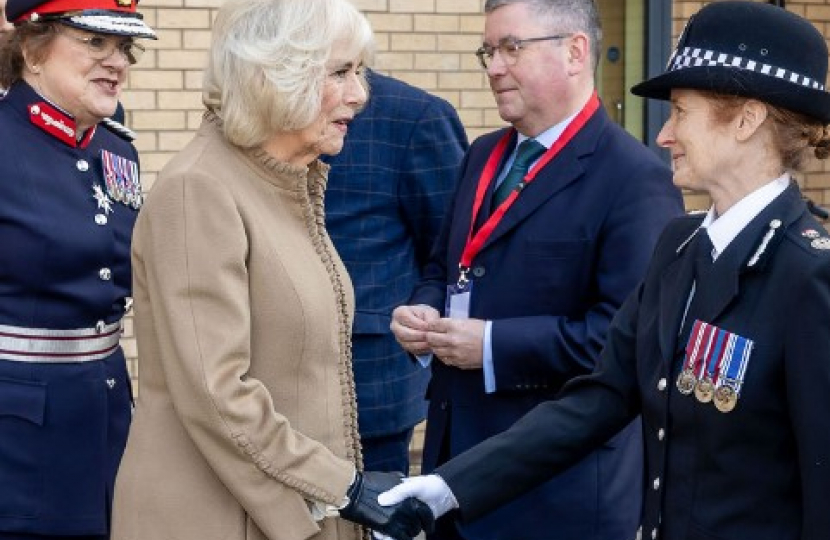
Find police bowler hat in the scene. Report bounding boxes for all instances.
[6,0,156,39]
[632,1,830,123]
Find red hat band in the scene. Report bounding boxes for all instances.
[15,0,136,23]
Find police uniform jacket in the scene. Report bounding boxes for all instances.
[0,80,139,535]
[436,182,830,540]
[112,113,362,540]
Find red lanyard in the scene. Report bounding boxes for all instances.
[457,92,600,287]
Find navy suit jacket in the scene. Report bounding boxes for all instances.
[323,71,468,438]
[437,183,830,540]
[412,105,683,540]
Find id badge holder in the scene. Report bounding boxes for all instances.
[446,280,473,319]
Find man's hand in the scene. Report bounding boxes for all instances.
[339,471,435,540]
[378,474,458,520]
[391,305,441,356]
[426,317,485,369]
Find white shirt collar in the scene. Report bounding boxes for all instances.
[700,173,790,260]
[516,103,583,151]
[516,108,580,150]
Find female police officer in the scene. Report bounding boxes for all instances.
[0,1,154,538]
[380,3,830,540]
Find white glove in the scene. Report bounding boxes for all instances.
[377,474,459,521]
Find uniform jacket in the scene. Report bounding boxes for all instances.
[112,114,362,540]
[412,105,683,540]
[323,70,468,439]
[437,183,830,540]
[0,81,138,535]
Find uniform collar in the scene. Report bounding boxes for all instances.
[4,80,97,148]
[700,174,791,260]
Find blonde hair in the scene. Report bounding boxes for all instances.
[203,0,374,148]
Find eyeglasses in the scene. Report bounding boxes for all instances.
[474,34,573,70]
[61,30,146,65]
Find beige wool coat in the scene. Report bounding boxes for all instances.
[112,114,364,540]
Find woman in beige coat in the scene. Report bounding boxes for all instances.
[111,1,432,540]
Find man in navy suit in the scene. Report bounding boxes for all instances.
[390,1,682,539]
[323,69,468,473]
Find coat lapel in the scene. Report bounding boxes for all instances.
[700,183,804,322]
[478,109,608,252]
[658,225,701,360]
[658,183,806,362]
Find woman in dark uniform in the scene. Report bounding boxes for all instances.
[0,1,154,538]
[379,3,830,540]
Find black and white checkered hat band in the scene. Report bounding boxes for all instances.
[669,46,826,91]
[68,14,156,39]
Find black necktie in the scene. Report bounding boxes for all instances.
[491,139,546,210]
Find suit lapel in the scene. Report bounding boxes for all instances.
[478,109,607,252]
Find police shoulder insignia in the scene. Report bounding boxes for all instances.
[811,237,830,250]
[799,227,830,250]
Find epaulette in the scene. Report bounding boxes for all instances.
[101,116,137,142]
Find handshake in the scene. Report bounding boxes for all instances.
[339,472,457,540]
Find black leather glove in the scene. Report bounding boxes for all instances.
[339,471,435,540]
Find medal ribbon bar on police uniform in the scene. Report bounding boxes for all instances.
[678,320,755,412]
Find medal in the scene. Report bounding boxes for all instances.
[676,369,697,395]
[678,320,712,396]
[101,150,143,209]
[710,331,754,413]
[695,377,714,403]
[695,326,731,404]
[92,184,114,214]
[713,385,737,413]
